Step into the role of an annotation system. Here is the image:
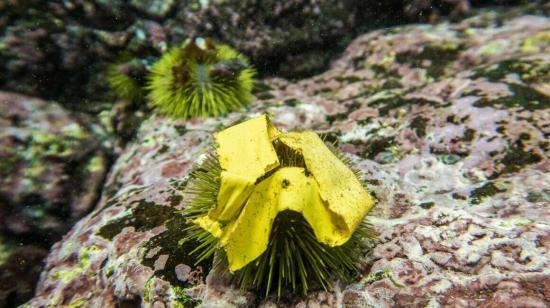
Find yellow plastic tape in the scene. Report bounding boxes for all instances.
[278,131,375,244]
[194,115,375,271]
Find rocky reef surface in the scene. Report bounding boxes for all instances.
[22,6,550,308]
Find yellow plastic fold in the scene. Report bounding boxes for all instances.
[279,131,375,245]
[209,115,280,222]
[194,115,375,271]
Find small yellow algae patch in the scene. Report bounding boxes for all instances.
[51,245,101,283]
[520,31,550,53]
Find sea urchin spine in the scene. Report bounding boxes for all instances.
[107,56,152,102]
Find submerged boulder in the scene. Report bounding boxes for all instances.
[26,8,550,307]
[0,92,109,306]
[0,92,109,240]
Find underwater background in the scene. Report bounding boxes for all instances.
[1,1,549,307]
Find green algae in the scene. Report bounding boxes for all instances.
[526,190,550,203]
[173,286,201,308]
[51,245,101,283]
[520,31,550,53]
[369,97,440,116]
[0,238,14,266]
[66,298,86,308]
[29,129,85,159]
[469,182,506,205]
[473,83,550,111]
[419,201,435,209]
[362,136,396,161]
[369,64,395,77]
[479,41,506,57]
[496,142,543,176]
[97,200,174,239]
[12,124,100,197]
[437,154,462,165]
[166,194,183,206]
[283,98,302,107]
[460,128,476,142]
[334,75,363,83]
[86,156,105,173]
[143,276,201,307]
[472,59,550,85]
[499,218,535,228]
[141,213,212,287]
[395,43,462,77]
[452,192,467,200]
[410,116,429,138]
[153,144,170,159]
[360,268,404,288]
[142,277,154,303]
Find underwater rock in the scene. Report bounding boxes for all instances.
[0,92,107,242]
[0,92,110,306]
[26,8,549,307]
[0,91,110,306]
[0,92,109,240]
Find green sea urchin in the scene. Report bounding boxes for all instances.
[107,56,151,101]
[146,38,256,119]
[181,115,377,298]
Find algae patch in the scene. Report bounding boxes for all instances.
[141,214,212,287]
[51,245,101,283]
[469,182,507,205]
[410,116,429,138]
[369,97,440,116]
[473,83,550,111]
[496,142,543,176]
[395,43,462,77]
[97,200,174,240]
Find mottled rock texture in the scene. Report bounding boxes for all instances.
[27,7,550,308]
[0,92,109,306]
[1,0,545,106]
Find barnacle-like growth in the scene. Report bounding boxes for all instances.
[107,56,151,101]
[182,115,377,297]
[146,38,255,119]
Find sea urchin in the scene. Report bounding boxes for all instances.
[146,37,255,119]
[107,56,151,102]
[181,115,377,298]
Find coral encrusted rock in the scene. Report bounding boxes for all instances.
[26,7,549,307]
